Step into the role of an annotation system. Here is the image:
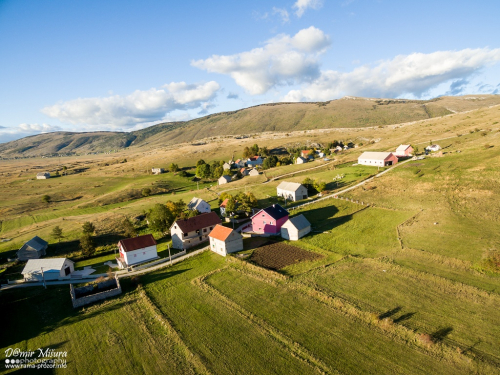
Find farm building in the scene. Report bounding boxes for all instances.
[220,198,229,216]
[277,181,308,202]
[208,225,243,256]
[358,152,398,167]
[187,197,211,213]
[218,175,231,185]
[223,162,231,170]
[426,144,442,152]
[247,156,263,167]
[170,212,222,250]
[395,145,414,157]
[36,172,50,179]
[248,168,260,176]
[22,258,74,282]
[17,236,48,261]
[301,150,312,158]
[251,204,289,235]
[234,159,246,168]
[117,234,158,268]
[280,215,311,240]
[317,152,325,158]
[240,168,249,176]
[151,168,164,174]
[296,156,307,164]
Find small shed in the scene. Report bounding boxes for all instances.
[358,152,398,167]
[17,236,48,261]
[22,258,74,281]
[281,215,311,240]
[426,144,441,152]
[248,168,260,176]
[296,157,307,164]
[208,225,243,256]
[152,168,164,174]
[187,197,211,213]
[218,175,231,185]
[37,172,50,179]
[223,162,231,170]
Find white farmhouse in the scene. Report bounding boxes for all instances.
[208,224,244,256]
[36,172,50,179]
[218,175,231,185]
[394,145,414,158]
[170,212,222,250]
[223,162,232,170]
[426,144,442,152]
[358,152,398,167]
[296,156,307,164]
[248,168,260,176]
[187,197,211,213]
[277,181,308,202]
[22,258,74,281]
[280,215,311,240]
[117,234,158,268]
[247,156,263,167]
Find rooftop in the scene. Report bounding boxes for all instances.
[173,212,222,233]
[209,224,237,241]
[118,234,157,252]
[277,181,304,192]
[359,152,394,160]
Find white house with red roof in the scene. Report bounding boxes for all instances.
[246,155,263,167]
[394,144,414,157]
[117,234,158,268]
[170,212,222,250]
[240,168,249,176]
[208,224,243,256]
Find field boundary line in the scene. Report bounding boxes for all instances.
[193,268,338,375]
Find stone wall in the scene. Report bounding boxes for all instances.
[70,277,122,308]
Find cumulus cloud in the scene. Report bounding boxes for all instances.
[283,48,500,101]
[0,123,62,144]
[293,0,323,17]
[192,27,331,95]
[41,81,220,127]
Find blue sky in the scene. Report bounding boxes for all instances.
[1,0,499,143]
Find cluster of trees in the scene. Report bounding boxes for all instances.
[195,159,226,180]
[146,199,199,234]
[218,191,258,217]
[302,177,327,194]
[262,155,293,170]
[243,144,270,158]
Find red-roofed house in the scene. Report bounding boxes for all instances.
[208,224,243,256]
[301,150,312,158]
[170,212,222,249]
[240,168,249,176]
[247,156,263,167]
[117,234,158,268]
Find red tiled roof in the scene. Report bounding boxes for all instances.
[249,156,260,160]
[208,224,234,241]
[118,234,157,252]
[173,212,221,233]
[220,198,229,207]
[240,168,246,173]
[301,150,312,155]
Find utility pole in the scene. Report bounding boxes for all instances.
[40,267,47,289]
[168,244,172,265]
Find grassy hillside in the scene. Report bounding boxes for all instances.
[1,94,499,157]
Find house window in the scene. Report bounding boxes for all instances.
[262,214,265,217]
[174,226,177,229]
[184,233,188,236]
[210,227,213,230]
[203,228,207,233]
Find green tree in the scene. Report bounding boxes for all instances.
[51,226,64,242]
[147,203,175,234]
[62,166,67,175]
[42,195,51,203]
[169,163,179,172]
[55,170,60,176]
[235,192,258,212]
[224,196,237,216]
[82,222,95,235]
[80,233,96,257]
[243,147,252,158]
[142,188,151,197]
[196,163,211,179]
[121,218,137,238]
[165,199,185,219]
[211,164,224,179]
[313,181,326,193]
[251,144,259,156]
[262,155,278,170]
[181,209,200,219]
[218,192,232,205]
[260,146,270,156]
[196,159,206,167]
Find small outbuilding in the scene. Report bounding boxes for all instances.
[248,168,260,176]
[151,168,164,175]
[17,236,48,261]
[218,175,231,185]
[296,156,307,164]
[395,145,414,158]
[277,181,308,202]
[358,152,398,167]
[223,162,232,170]
[117,234,158,268]
[426,144,442,152]
[187,197,211,213]
[240,168,249,176]
[36,172,50,179]
[280,215,311,240]
[208,224,244,256]
[22,258,74,281]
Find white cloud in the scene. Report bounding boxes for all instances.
[272,7,290,23]
[293,0,323,17]
[41,81,220,127]
[0,123,62,143]
[283,48,500,101]
[192,27,331,95]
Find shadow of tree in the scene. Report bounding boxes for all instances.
[379,306,402,320]
[431,326,453,343]
[393,312,416,323]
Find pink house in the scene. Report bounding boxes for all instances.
[251,204,289,234]
[395,144,414,157]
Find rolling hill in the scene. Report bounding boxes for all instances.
[1,94,499,157]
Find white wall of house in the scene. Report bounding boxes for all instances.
[194,201,211,213]
[209,232,243,256]
[171,225,213,250]
[120,245,158,266]
[358,157,385,166]
[277,186,308,201]
[280,224,311,241]
[23,259,74,281]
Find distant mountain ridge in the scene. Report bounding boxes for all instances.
[1,95,499,157]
